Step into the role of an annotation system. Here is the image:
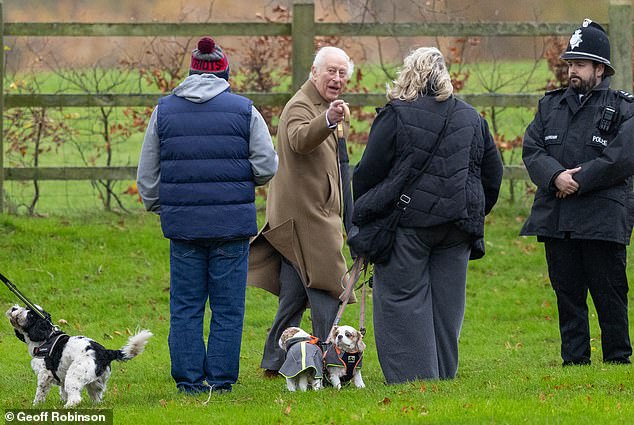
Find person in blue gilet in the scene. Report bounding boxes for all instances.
[137,37,278,395]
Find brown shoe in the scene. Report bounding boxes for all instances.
[263,369,280,378]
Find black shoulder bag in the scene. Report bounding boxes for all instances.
[348,98,456,264]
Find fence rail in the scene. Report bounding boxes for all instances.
[3,22,580,37]
[0,165,533,181]
[4,166,138,181]
[1,0,633,212]
[5,93,543,108]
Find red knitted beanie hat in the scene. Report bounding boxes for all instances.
[190,37,230,80]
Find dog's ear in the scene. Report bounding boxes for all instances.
[278,327,295,351]
[25,311,52,342]
[14,329,26,343]
[278,335,287,351]
[355,331,366,352]
[328,326,338,342]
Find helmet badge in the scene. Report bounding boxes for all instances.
[569,29,583,50]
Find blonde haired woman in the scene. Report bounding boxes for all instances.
[352,47,503,383]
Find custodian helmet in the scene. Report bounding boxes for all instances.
[560,18,615,76]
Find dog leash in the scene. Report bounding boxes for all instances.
[0,271,58,329]
[358,268,368,336]
[326,256,365,343]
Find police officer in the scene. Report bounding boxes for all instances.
[522,18,634,366]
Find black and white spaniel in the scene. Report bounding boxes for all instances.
[6,305,152,408]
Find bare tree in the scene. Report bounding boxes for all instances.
[41,59,137,212]
[3,39,76,215]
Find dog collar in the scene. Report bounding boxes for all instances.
[286,335,320,350]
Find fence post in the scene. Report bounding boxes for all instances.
[609,0,632,91]
[0,0,4,214]
[292,0,315,93]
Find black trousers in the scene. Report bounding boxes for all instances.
[544,238,632,365]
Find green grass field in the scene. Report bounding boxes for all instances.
[1,203,633,424]
[3,59,632,423]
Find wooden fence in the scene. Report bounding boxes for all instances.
[0,0,632,212]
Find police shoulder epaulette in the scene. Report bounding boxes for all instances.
[545,87,566,96]
[617,90,634,102]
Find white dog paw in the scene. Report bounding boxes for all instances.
[64,399,81,409]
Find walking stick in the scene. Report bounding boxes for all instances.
[336,103,354,233]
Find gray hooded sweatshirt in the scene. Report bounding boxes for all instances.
[137,73,278,212]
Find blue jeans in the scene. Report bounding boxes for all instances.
[168,238,249,393]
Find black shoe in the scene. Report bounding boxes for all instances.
[263,369,281,378]
[177,384,214,395]
[604,358,631,365]
[562,359,591,367]
[210,385,232,394]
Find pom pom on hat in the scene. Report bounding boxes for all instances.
[190,37,230,80]
[197,37,215,54]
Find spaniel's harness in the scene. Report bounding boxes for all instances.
[32,330,69,382]
[323,344,363,384]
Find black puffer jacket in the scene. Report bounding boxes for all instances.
[521,79,634,245]
[353,96,503,250]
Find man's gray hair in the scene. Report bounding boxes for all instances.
[387,47,453,102]
[310,46,354,80]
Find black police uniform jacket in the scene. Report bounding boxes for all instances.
[521,78,634,245]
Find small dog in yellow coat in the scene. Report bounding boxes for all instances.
[278,327,323,392]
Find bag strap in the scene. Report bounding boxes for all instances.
[395,97,456,211]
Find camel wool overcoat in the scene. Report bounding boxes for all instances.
[247,79,350,301]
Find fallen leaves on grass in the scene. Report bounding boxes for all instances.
[504,341,524,350]
[538,392,554,402]
[283,404,292,416]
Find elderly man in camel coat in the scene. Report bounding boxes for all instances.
[248,46,354,376]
